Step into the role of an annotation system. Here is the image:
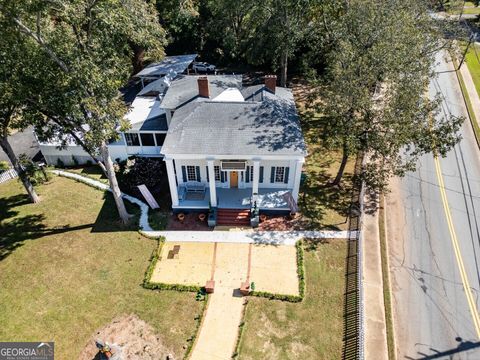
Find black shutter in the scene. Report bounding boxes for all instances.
[181,166,187,182]
[284,167,290,184]
[245,166,250,183]
[221,171,225,183]
[259,166,264,183]
[270,166,276,183]
[195,166,201,182]
[206,166,209,182]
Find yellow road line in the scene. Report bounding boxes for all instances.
[434,155,480,338]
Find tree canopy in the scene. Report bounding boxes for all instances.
[313,0,463,190]
[0,0,166,220]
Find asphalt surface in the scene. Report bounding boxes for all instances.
[388,51,480,359]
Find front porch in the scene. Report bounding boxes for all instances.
[175,187,291,211]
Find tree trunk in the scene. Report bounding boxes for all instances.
[280,49,288,87]
[0,136,40,203]
[130,42,145,76]
[99,141,131,223]
[331,146,349,186]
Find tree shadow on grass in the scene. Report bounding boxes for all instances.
[298,166,355,231]
[90,192,140,233]
[0,194,94,262]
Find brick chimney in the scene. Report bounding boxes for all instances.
[264,75,277,94]
[197,76,210,98]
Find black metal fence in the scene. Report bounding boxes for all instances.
[343,154,365,360]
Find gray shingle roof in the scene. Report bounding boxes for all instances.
[160,75,243,110]
[161,87,306,157]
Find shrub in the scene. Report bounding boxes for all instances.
[56,158,65,168]
[72,156,79,167]
[19,154,50,185]
[115,156,166,192]
[0,161,9,171]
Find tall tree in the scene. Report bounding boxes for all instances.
[1,0,166,222]
[315,0,463,190]
[0,25,40,203]
[208,0,313,86]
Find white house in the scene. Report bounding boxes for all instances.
[38,55,196,166]
[160,75,307,224]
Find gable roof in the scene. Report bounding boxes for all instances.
[160,75,243,110]
[161,87,306,157]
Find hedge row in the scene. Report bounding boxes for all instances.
[231,300,248,358]
[249,240,305,303]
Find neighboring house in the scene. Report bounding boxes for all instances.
[38,55,197,166]
[161,75,307,220]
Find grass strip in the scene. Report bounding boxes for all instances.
[379,194,396,360]
[451,53,480,149]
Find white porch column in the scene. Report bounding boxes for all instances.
[252,160,260,195]
[292,159,304,202]
[207,159,217,207]
[165,158,179,206]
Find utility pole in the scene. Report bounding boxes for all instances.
[457,33,477,70]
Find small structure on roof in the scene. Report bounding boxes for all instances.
[134,54,197,86]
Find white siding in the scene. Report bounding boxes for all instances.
[173,158,294,190]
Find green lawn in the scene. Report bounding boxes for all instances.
[0,177,202,359]
[238,240,346,359]
[68,165,109,184]
[447,1,480,14]
[466,44,480,97]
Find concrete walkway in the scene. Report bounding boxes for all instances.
[143,230,355,244]
[52,170,355,242]
[362,192,388,360]
[190,243,249,360]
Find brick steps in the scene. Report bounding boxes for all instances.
[217,208,251,226]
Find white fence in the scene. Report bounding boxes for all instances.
[0,168,18,184]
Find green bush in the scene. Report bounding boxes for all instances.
[115,156,166,192]
[19,154,51,185]
[0,161,9,171]
[56,158,65,168]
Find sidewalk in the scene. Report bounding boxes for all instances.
[362,192,388,360]
[142,230,355,244]
[189,243,249,360]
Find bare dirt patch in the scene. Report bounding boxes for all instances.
[79,314,173,360]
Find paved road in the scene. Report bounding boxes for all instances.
[388,51,480,359]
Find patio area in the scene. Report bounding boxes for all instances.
[176,187,292,210]
[150,241,299,295]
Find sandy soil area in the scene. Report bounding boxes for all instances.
[78,314,172,360]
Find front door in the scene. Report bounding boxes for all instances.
[230,171,238,188]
